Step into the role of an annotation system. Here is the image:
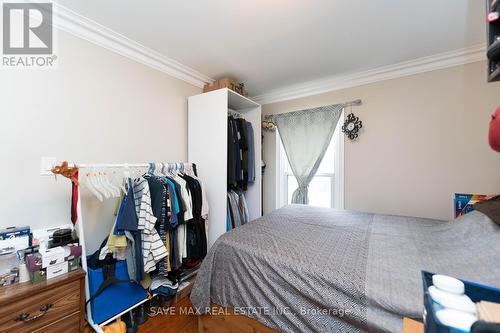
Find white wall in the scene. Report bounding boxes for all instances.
[263,61,500,221]
[0,31,201,253]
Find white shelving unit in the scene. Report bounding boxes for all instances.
[188,88,262,248]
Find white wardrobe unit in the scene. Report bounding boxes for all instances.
[188,88,262,248]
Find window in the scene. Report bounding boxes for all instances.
[278,113,344,209]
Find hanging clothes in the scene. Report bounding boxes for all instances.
[237,118,249,191]
[101,164,208,294]
[245,122,255,184]
[179,173,207,265]
[133,177,167,274]
[109,181,144,281]
[227,191,241,229]
[144,174,171,276]
[226,203,232,231]
[227,116,255,192]
[227,189,250,230]
[237,190,250,225]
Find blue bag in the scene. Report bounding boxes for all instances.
[87,257,147,324]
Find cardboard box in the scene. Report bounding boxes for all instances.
[0,267,19,286]
[68,257,80,272]
[30,270,46,284]
[26,245,82,272]
[26,253,42,272]
[41,246,65,268]
[203,77,246,95]
[0,235,29,251]
[46,261,68,279]
[454,193,493,218]
[0,226,30,240]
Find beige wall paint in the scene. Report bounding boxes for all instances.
[0,31,201,253]
[263,61,500,221]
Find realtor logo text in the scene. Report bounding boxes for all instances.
[2,2,57,68]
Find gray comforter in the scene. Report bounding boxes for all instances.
[190,205,500,333]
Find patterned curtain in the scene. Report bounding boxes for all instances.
[274,104,343,204]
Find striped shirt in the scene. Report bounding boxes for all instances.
[133,177,168,273]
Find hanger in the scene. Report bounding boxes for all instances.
[147,162,155,175]
[103,171,120,197]
[99,170,113,198]
[93,167,111,199]
[111,168,126,193]
[84,171,103,202]
[92,168,111,199]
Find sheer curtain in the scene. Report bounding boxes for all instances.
[274,104,343,204]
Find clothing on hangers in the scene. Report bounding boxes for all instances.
[96,163,208,291]
[245,122,255,184]
[227,189,249,230]
[133,177,167,274]
[227,116,255,191]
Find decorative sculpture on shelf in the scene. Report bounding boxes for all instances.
[262,115,277,131]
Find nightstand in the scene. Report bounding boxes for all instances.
[0,269,86,333]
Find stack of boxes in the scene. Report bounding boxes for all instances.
[26,244,82,283]
[0,226,30,286]
[0,226,82,285]
[203,77,247,96]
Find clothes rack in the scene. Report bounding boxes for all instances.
[53,161,195,333]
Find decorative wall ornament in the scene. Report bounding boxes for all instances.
[342,113,363,140]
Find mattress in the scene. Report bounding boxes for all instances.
[190,205,500,333]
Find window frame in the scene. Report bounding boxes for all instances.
[284,173,335,208]
[276,110,344,209]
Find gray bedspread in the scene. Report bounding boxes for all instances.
[190,205,500,333]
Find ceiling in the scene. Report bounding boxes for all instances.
[55,0,486,98]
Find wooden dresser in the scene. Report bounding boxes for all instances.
[0,269,86,333]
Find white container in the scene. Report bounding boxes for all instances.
[41,246,65,268]
[46,261,68,279]
[0,250,17,275]
[18,263,30,283]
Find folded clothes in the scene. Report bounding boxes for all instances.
[155,285,178,298]
[150,276,179,291]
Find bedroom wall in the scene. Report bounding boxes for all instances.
[262,61,500,221]
[0,30,201,253]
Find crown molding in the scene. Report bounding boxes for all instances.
[50,3,214,88]
[252,44,486,105]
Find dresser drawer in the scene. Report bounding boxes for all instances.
[33,312,81,333]
[0,279,81,333]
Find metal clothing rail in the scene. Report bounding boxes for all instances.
[70,162,193,169]
[60,161,193,333]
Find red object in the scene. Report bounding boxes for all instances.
[71,170,79,225]
[490,107,500,153]
[488,11,499,22]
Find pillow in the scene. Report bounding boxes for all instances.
[474,195,500,225]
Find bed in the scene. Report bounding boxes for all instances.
[190,205,500,333]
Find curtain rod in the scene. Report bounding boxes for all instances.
[262,99,362,130]
[343,99,362,107]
